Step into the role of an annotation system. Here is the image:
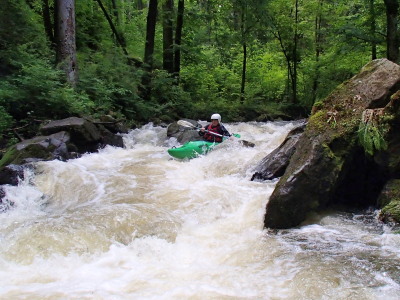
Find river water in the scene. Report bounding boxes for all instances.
[0,121,399,300]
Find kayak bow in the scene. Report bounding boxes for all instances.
[168,133,240,159]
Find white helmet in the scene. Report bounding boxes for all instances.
[210,113,221,122]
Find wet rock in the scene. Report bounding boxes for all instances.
[0,185,14,212]
[40,117,101,153]
[0,164,31,185]
[238,140,255,148]
[251,120,306,181]
[264,58,400,229]
[0,131,71,168]
[96,124,124,148]
[167,119,203,144]
[98,115,129,134]
[378,179,400,224]
[372,91,400,177]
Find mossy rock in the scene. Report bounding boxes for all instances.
[0,132,70,168]
[0,146,18,168]
[0,143,53,168]
[378,179,400,223]
[264,58,400,229]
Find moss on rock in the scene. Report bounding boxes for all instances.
[378,179,400,223]
[0,146,17,168]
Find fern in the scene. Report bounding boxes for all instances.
[358,121,388,156]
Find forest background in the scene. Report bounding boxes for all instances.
[0,0,399,148]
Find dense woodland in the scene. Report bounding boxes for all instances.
[0,0,399,146]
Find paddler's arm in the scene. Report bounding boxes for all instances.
[220,125,231,137]
[198,125,207,136]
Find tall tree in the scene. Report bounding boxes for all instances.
[174,0,185,78]
[229,0,268,103]
[136,0,145,10]
[269,0,300,103]
[312,0,324,105]
[384,0,399,62]
[95,0,128,55]
[162,0,174,73]
[42,0,54,46]
[368,0,377,59]
[144,0,158,69]
[292,0,299,104]
[55,0,78,86]
[239,1,247,103]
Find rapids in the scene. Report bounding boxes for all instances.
[0,121,399,300]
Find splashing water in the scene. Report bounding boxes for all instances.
[0,121,399,300]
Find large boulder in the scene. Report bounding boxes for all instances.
[251,120,306,181]
[98,115,129,134]
[0,117,126,189]
[0,131,71,168]
[264,58,400,229]
[40,117,102,152]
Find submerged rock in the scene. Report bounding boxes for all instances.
[0,164,34,185]
[264,58,400,229]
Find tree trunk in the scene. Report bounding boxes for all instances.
[274,29,292,101]
[136,0,145,10]
[55,0,77,86]
[240,42,247,103]
[312,0,323,105]
[54,0,59,47]
[384,0,399,63]
[111,0,119,24]
[240,6,247,103]
[174,0,184,79]
[162,0,174,73]
[292,0,299,104]
[95,0,127,52]
[144,0,158,69]
[369,0,377,60]
[42,0,54,46]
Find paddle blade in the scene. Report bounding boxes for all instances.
[177,120,197,128]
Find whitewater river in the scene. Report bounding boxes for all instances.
[0,121,399,299]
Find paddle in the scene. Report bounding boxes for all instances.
[177,120,225,138]
[177,120,255,147]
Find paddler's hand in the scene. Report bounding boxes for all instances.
[200,128,205,132]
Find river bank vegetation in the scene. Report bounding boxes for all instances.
[0,0,398,148]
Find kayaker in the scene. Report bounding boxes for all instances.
[199,113,231,143]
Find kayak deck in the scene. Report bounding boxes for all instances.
[168,134,240,159]
[168,140,216,159]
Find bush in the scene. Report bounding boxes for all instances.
[0,51,94,121]
[0,106,13,136]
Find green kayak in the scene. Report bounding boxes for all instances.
[168,134,240,159]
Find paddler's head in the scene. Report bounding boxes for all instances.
[210,113,221,126]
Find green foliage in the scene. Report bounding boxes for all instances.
[0,0,392,150]
[77,49,141,119]
[245,49,286,101]
[0,49,94,121]
[146,70,193,122]
[0,107,13,136]
[0,0,94,140]
[75,1,110,51]
[358,121,388,156]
